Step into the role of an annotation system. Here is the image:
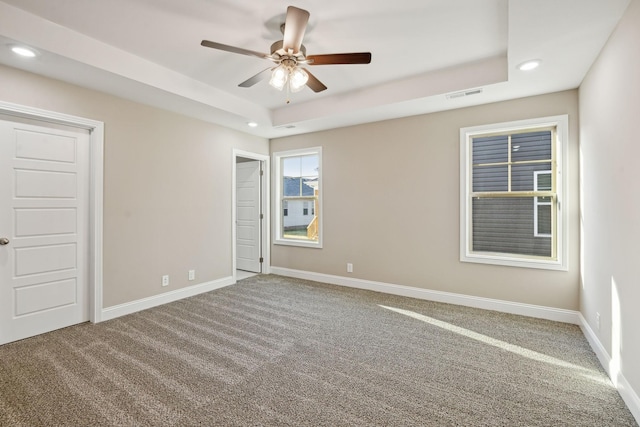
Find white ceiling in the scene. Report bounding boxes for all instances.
[0,0,631,138]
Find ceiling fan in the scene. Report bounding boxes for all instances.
[201,5,372,96]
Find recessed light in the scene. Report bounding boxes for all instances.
[247,122,258,128]
[518,60,541,71]
[10,45,38,58]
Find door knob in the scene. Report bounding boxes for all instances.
[0,237,9,245]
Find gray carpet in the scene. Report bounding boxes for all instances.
[0,274,636,426]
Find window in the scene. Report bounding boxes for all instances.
[274,147,322,248]
[460,115,568,270]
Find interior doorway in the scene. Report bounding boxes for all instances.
[232,150,269,281]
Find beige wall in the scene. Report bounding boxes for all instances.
[0,64,268,307]
[271,90,580,310]
[579,0,640,407]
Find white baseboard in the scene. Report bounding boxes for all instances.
[617,371,640,424]
[578,313,612,375]
[99,276,234,322]
[579,313,640,423]
[270,267,580,324]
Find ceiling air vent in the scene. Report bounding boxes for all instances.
[446,88,483,100]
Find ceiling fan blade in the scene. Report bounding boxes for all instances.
[201,40,269,60]
[303,68,327,93]
[238,68,273,88]
[282,6,310,54]
[307,52,372,65]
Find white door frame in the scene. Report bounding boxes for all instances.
[232,149,270,282]
[0,101,104,323]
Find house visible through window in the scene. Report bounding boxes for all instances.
[460,115,568,270]
[534,171,552,237]
[274,147,322,248]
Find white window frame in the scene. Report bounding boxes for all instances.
[273,147,323,248]
[534,170,552,237]
[459,115,568,271]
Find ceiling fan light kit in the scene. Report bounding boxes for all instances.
[201,5,371,101]
[269,59,309,92]
[288,67,309,92]
[269,64,289,90]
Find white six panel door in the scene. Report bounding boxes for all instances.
[236,161,261,273]
[0,118,89,345]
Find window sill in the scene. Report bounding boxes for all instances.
[461,252,567,271]
[274,238,322,249]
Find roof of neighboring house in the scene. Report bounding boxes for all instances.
[284,177,316,197]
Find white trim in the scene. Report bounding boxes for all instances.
[459,115,569,271]
[270,267,580,324]
[100,276,234,321]
[579,313,613,376]
[273,146,323,248]
[579,313,640,424]
[0,100,104,323]
[232,149,270,283]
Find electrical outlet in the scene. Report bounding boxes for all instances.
[162,275,169,287]
[347,263,353,273]
[596,312,601,331]
[188,270,195,281]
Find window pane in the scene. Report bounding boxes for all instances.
[284,176,316,196]
[537,204,552,235]
[512,163,552,191]
[473,135,508,164]
[472,197,552,257]
[283,156,302,177]
[283,154,319,197]
[511,131,552,162]
[301,178,317,195]
[537,172,552,190]
[283,155,319,178]
[472,165,508,192]
[300,155,319,177]
[283,198,318,240]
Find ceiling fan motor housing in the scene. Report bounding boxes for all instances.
[271,40,307,62]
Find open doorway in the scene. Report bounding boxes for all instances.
[232,150,269,282]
